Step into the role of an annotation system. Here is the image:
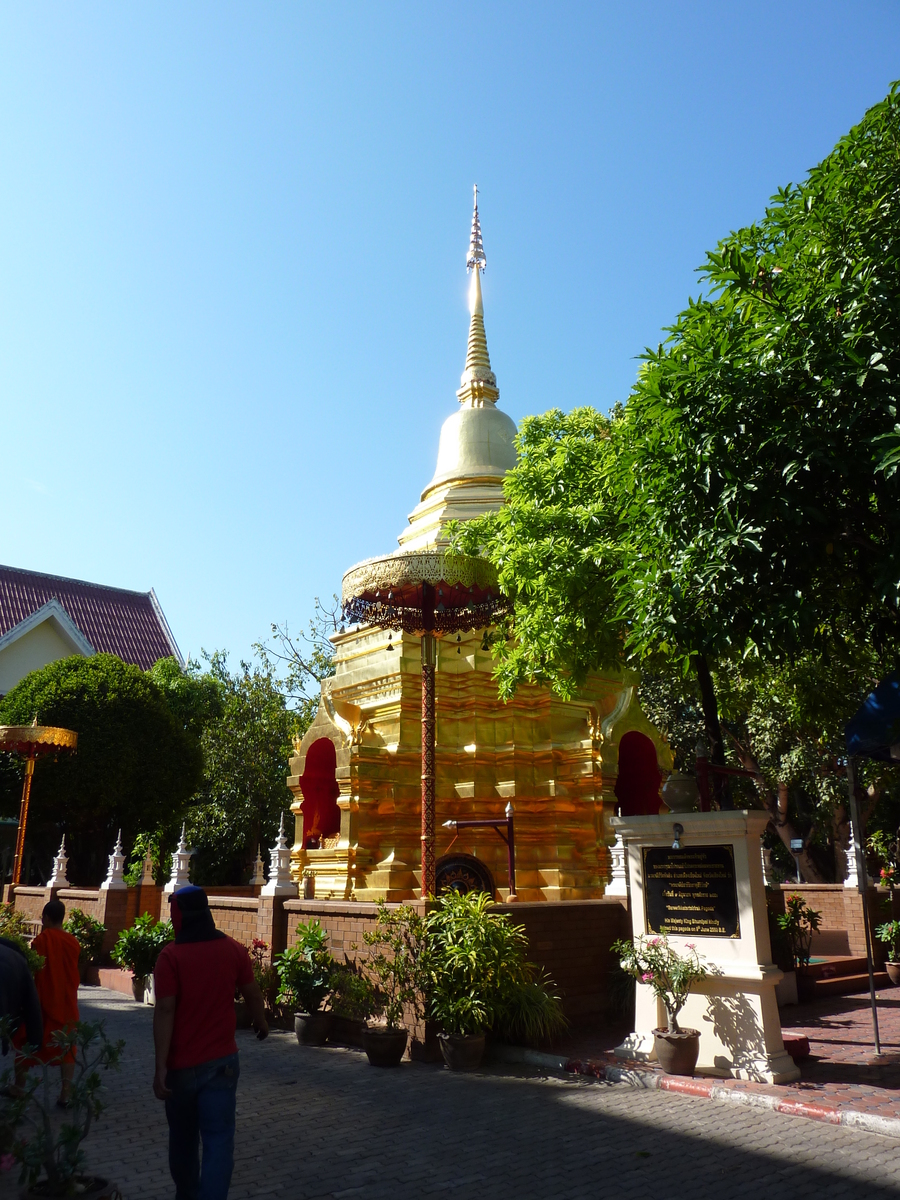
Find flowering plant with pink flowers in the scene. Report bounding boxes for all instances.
[611,933,708,1033]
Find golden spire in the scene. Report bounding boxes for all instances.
[457,186,499,407]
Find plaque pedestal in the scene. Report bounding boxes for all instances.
[611,811,799,1084]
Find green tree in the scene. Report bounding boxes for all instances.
[179,651,298,885]
[455,83,900,806]
[0,654,203,884]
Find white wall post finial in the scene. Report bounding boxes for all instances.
[163,823,193,894]
[100,829,127,891]
[48,835,69,889]
[250,844,266,887]
[262,812,298,897]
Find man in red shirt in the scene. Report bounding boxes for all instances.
[153,887,268,1200]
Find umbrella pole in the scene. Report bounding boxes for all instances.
[420,583,437,899]
[847,756,882,1055]
[11,754,35,888]
[421,632,437,898]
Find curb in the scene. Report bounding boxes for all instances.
[563,1057,900,1140]
[488,1045,570,1071]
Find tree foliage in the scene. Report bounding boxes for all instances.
[0,654,203,884]
[178,651,297,885]
[454,83,900,822]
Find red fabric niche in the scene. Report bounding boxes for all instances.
[614,730,662,816]
[298,737,341,848]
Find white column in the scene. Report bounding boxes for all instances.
[47,836,69,888]
[100,830,127,891]
[261,814,298,897]
[606,833,628,896]
[163,825,193,894]
[249,845,266,887]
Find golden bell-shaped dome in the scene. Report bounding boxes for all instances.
[398,190,517,552]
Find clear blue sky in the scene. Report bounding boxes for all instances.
[1,3,897,670]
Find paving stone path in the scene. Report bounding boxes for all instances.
[5,988,900,1200]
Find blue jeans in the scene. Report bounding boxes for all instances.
[165,1052,240,1200]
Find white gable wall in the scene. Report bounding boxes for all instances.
[0,620,90,695]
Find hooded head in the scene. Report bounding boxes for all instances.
[169,886,225,945]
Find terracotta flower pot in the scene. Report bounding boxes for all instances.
[294,1012,333,1046]
[653,1028,700,1076]
[130,975,147,1004]
[438,1032,486,1071]
[886,962,900,986]
[362,1025,408,1067]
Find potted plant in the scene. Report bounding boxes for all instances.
[360,903,425,1067]
[876,920,900,985]
[424,891,566,1070]
[110,914,173,1002]
[612,933,709,1076]
[776,893,822,1001]
[62,910,106,986]
[0,1019,123,1198]
[329,965,377,1048]
[275,920,334,1045]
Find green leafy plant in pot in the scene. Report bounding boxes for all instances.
[63,911,106,986]
[424,891,567,1071]
[876,920,900,985]
[275,920,335,1046]
[329,965,377,1048]
[613,933,709,1076]
[776,894,822,1000]
[0,1019,123,1199]
[360,902,425,1067]
[110,914,174,1002]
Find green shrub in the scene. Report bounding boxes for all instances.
[876,919,900,961]
[424,891,567,1042]
[330,965,377,1022]
[0,905,44,975]
[275,920,333,1014]
[110,914,173,978]
[776,894,822,972]
[362,902,425,1030]
[249,938,279,1012]
[63,910,106,970]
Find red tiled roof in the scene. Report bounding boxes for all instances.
[0,564,182,671]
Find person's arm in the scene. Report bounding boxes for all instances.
[153,996,176,1099]
[239,980,269,1040]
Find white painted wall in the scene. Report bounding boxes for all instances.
[0,621,86,694]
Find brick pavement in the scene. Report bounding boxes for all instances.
[4,988,900,1200]
[563,985,900,1133]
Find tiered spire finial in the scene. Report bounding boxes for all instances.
[458,185,498,406]
[466,185,486,273]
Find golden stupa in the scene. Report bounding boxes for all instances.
[288,191,671,901]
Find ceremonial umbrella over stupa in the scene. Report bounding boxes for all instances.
[341,188,510,896]
[0,717,78,886]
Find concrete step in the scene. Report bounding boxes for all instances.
[814,970,891,997]
[804,956,867,980]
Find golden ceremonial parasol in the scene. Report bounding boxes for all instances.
[0,718,78,886]
[342,549,508,896]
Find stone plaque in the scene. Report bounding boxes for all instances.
[642,844,740,939]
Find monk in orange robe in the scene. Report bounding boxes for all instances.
[15,898,81,1106]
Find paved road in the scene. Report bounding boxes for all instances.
[4,988,900,1200]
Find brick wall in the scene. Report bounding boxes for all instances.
[206,896,260,947]
[493,899,630,1019]
[770,884,898,962]
[282,896,629,1020]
